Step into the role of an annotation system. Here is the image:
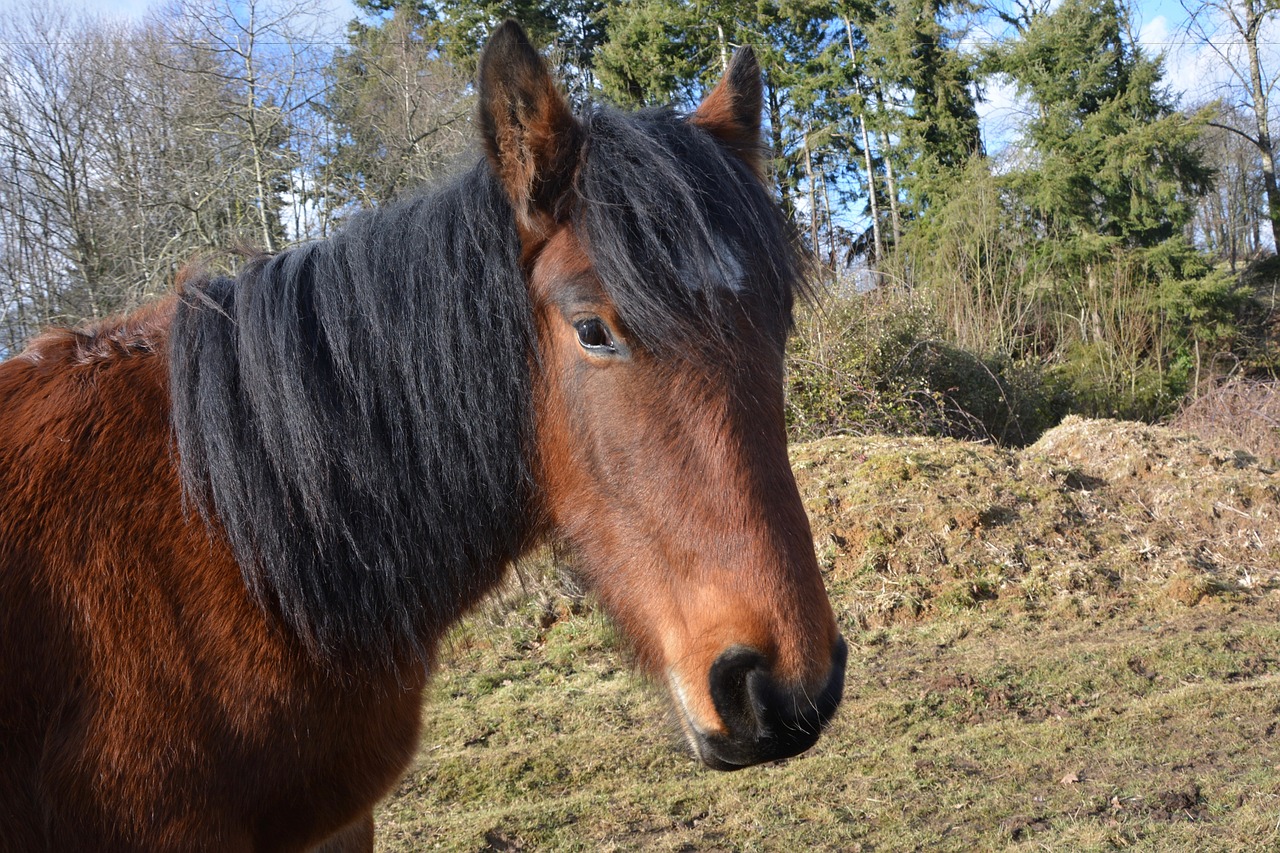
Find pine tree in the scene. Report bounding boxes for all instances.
[986,0,1233,416]
[357,0,605,103]
[861,0,982,212]
[996,0,1211,247]
[322,2,472,214]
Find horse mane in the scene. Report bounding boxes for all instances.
[169,104,808,664]
[171,164,534,664]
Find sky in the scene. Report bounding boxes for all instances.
[68,0,159,19]
[0,0,357,27]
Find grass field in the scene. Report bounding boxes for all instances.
[374,418,1280,851]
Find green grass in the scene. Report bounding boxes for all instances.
[374,422,1280,851]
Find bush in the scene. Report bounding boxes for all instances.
[902,341,1067,445]
[1046,340,1183,423]
[1237,255,1280,377]
[1172,378,1280,469]
[785,288,946,441]
[786,287,1064,445]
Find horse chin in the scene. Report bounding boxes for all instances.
[666,636,849,771]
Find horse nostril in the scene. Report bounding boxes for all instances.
[699,638,847,770]
[707,646,770,738]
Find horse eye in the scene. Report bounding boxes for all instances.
[573,318,616,353]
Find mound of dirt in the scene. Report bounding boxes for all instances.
[791,416,1280,628]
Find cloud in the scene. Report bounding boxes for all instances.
[1139,13,1228,108]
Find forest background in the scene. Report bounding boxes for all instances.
[0,0,1276,450]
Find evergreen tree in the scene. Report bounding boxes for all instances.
[596,0,848,235]
[352,0,605,103]
[995,0,1211,247]
[861,0,982,212]
[322,1,473,214]
[979,0,1234,416]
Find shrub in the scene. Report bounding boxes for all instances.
[1171,378,1280,469]
[786,288,948,441]
[786,287,1063,445]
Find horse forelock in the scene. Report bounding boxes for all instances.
[573,105,810,354]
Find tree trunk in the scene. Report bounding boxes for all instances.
[802,125,819,253]
[765,71,792,218]
[241,6,278,253]
[872,89,903,245]
[844,19,882,265]
[881,129,903,246]
[1244,0,1280,250]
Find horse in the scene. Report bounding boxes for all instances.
[0,22,846,852]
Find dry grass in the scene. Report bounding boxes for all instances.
[374,418,1280,851]
[794,415,1279,628]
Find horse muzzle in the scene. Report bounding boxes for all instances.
[680,635,848,770]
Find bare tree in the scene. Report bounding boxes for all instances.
[1191,102,1268,267]
[0,0,339,354]
[160,0,337,252]
[0,4,120,346]
[1183,0,1280,250]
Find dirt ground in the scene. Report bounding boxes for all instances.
[375,418,1280,851]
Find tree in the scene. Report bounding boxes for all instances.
[596,0,873,263]
[982,0,1232,415]
[0,6,224,343]
[321,2,473,214]
[860,0,983,212]
[594,0,723,107]
[359,0,606,105]
[1182,0,1280,251]
[996,0,1211,248]
[1191,101,1269,267]
[0,4,119,337]
[162,0,335,251]
[0,0,340,353]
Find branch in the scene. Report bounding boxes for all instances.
[1208,119,1262,148]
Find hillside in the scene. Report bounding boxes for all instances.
[375,418,1280,851]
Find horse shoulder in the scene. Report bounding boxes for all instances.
[0,299,424,850]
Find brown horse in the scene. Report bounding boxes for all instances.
[0,22,845,852]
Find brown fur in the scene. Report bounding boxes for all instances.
[0,302,417,851]
[689,48,768,181]
[527,230,838,733]
[476,23,583,246]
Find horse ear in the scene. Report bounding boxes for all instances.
[691,47,765,179]
[477,21,582,232]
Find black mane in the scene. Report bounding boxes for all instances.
[169,105,806,663]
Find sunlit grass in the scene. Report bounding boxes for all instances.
[376,423,1280,850]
